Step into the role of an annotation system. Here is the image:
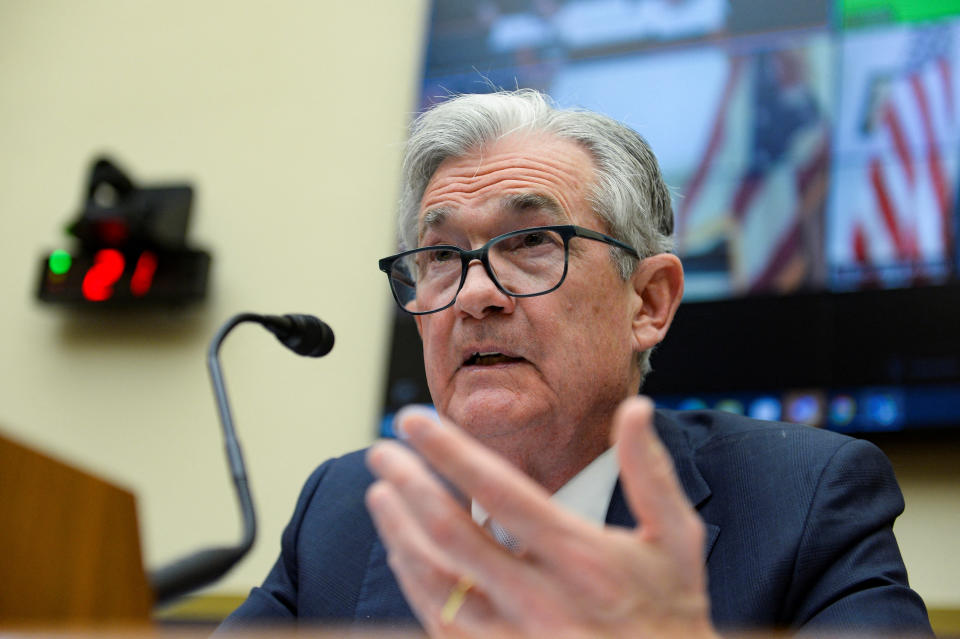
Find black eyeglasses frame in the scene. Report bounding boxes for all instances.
[377,224,641,316]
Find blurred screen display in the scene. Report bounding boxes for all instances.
[379,1,960,435]
[420,0,960,302]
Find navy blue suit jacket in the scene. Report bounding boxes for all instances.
[220,410,931,635]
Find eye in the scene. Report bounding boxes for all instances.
[431,248,458,262]
[520,231,548,247]
[508,229,562,252]
[417,247,460,271]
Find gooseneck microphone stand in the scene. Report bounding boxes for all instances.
[150,312,334,606]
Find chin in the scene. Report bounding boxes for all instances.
[443,390,550,440]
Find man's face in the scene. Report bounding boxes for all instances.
[413,133,644,462]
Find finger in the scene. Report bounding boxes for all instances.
[613,397,702,553]
[365,480,462,627]
[366,441,537,600]
[366,440,494,559]
[394,408,587,561]
[367,439,469,523]
[365,452,527,636]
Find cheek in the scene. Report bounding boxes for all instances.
[558,292,635,370]
[418,317,454,391]
[418,320,440,365]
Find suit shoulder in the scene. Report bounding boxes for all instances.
[299,448,376,504]
[658,409,897,508]
[309,447,373,479]
[658,408,856,454]
[284,447,380,559]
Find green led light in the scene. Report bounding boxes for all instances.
[48,250,72,275]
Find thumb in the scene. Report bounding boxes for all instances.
[613,397,696,546]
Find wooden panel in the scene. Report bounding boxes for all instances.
[0,430,152,625]
[930,607,960,638]
[155,592,245,624]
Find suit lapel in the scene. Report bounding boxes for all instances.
[354,536,416,622]
[605,410,720,562]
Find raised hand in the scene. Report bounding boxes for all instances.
[365,397,718,638]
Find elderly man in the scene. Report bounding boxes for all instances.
[220,90,931,637]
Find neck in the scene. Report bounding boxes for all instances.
[481,419,613,493]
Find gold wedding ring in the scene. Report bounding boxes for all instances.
[440,575,475,624]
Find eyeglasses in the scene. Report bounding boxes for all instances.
[378,225,640,315]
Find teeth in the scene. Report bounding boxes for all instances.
[466,351,516,366]
[468,351,503,361]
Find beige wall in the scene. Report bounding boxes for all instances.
[885,438,960,609]
[0,0,956,615]
[0,0,427,595]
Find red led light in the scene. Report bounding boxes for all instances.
[130,251,158,296]
[81,249,125,301]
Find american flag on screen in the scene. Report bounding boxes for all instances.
[847,25,958,285]
[676,46,830,296]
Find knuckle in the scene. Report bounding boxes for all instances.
[383,466,415,495]
[513,590,562,627]
[425,511,460,546]
[472,476,508,513]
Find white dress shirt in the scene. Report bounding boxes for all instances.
[471,445,620,531]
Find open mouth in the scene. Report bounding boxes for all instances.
[464,352,524,366]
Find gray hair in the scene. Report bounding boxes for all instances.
[398,89,675,378]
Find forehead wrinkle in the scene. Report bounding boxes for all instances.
[427,149,589,198]
[419,190,565,236]
[417,136,597,242]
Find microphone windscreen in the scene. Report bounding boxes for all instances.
[262,313,335,357]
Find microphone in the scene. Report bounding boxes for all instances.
[260,313,335,357]
[150,312,335,606]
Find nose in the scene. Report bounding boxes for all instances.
[454,260,515,319]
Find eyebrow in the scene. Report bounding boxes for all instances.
[419,192,567,241]
[500,192,565,221]
[420,206,454,231]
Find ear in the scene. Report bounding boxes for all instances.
[629,253,684,353]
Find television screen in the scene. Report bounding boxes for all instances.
[380,0,960,436]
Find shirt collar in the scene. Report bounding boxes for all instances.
[471,445,619,526]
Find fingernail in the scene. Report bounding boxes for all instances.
[394,404,439,440]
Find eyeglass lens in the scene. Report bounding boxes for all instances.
[388,228,567,313]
